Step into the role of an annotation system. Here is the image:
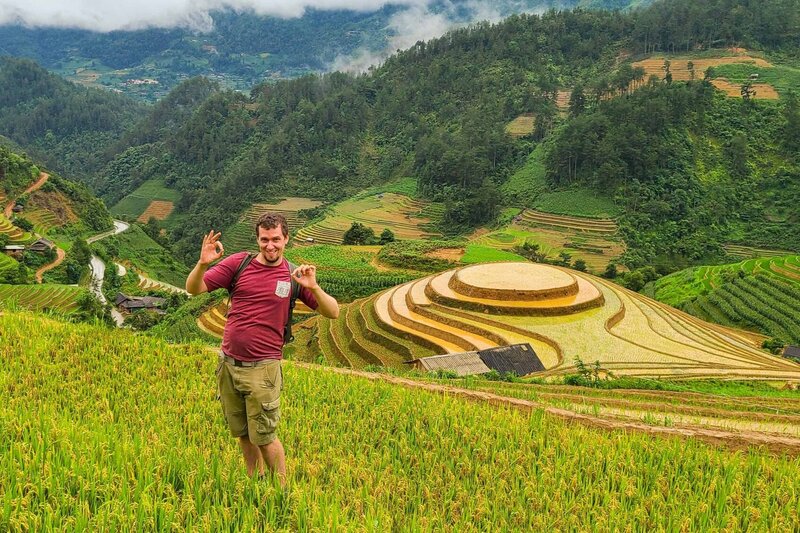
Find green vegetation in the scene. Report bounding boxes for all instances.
[284,244,418,303]
[377,240,464,272]
[110,179,180,220]
[4,310,800,529]
[460,244,526,264]
[90,224,189,287]
[710,63,800,96]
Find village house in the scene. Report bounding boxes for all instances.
[114,293,168,314]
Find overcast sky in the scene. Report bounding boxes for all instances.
[0,0,435,31]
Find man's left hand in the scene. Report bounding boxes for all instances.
[292,264,319,290]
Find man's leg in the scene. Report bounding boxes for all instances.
[260,437,286,486]
[239,436,264,477]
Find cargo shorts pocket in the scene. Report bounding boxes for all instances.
[257,398,281,436]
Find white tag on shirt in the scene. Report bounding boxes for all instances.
[275,280,291,298]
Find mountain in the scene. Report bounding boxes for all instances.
[0,1,651,101]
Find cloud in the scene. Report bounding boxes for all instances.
[330,0,527,73]
[0,0,426,32]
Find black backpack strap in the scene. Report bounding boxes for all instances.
[224,253,254,317]
[284,260,300,344]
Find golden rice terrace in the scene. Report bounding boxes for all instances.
[295,262,800,380]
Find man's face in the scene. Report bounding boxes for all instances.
[257,225,289,265]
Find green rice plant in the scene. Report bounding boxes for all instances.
[4,310,800,530]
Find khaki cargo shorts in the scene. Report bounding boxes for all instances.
[216,352,283,446]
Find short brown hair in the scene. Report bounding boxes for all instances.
[255,212,289,238]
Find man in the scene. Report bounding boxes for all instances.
[186,212,339,485]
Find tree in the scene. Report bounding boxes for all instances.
[573,258,587,272]
[568,85,586,117]
[342,222,376,245]
[687,61,695,81]
[603,262,619,279]
[379,228,395,245]
[740,81,756,102]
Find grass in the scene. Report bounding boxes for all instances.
[501,145,620,218]
[460,244,527,264]
[4,310,800,530]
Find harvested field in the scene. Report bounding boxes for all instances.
[632,52,779,99]
[505,114,535,137]
[136,200,174,222]
[296,261,800,380]
[710,79,779,99]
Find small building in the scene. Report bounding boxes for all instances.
[406,343,545,377]
[1,244,25,260]
[784,345,800,363]
[748,73,760,80]
[305,237,315,243]
[28,238,55,252]
[115,292,168,314]
[12,204,23,213]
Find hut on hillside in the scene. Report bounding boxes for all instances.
[784,345,800,363]
[28,238,54,252]
[114,293,168,314]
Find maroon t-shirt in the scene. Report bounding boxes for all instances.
[204,252,318,361]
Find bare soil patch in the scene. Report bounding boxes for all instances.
[137,200,174,222]
[28,190,79,225]
[425,248,465,262]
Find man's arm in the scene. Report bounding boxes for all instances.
[186,230,224,295]
[292,264,339,319]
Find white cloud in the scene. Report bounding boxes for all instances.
[0,0,427,32]
[330,0,536,73]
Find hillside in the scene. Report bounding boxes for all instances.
[0,1,650,101]
[647,255,800,344]
[3,309,800,529]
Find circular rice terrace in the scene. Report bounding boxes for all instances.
[293,262,800,380]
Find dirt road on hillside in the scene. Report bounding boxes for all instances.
[35,247,65,283]
[4,172,50,218]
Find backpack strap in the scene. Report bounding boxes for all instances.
[284,260,300,344]
[229,252,256,296]
[225,253,255,316]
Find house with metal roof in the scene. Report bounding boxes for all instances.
[406,343,544,377]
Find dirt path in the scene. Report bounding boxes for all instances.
[4,172,50,218]
[289,362,800,455]
[35,247,65,283]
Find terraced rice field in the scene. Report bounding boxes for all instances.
[0,283,84,313]
[294,193,441,246]
[631,51,779,99]
[136,200,174,222]
[0,214,33,244]
[654,255,800,306]
[297,262,800,380]
[224,198,322,253]
[483,212,624,272]
[724,244,793,259]
[505,114,535,137]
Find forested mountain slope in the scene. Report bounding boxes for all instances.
[0,0,797,271]
[0,0,653,100]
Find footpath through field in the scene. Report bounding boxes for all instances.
[290,361,800,455]
[35,247,65,283]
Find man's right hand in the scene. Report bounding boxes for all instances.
[200,230,224,266]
